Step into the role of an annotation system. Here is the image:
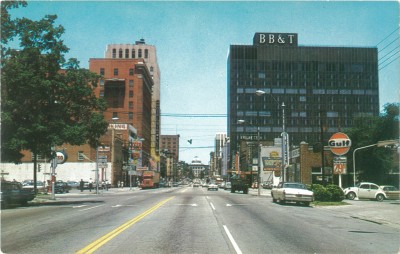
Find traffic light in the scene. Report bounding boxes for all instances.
[38,164,42,172]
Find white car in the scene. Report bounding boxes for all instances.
[343,182,386,201]
[271,182,314,206]
[207,183,218,191]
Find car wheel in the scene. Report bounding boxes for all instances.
[376,194,384,202]
[303,201,310,206]
[272,197,277,203]
[347,192,356,200]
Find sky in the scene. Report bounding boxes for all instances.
[9,1,400,165]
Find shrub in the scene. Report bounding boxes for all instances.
[310,184,344,202]
[326,184,345,202]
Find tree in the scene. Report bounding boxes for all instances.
[347,103,399,184]
[1,1,109,191]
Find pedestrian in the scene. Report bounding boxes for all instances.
[80,179,84,192]
[89,182,93,192]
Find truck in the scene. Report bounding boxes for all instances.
[140,171,160,189]
[230,175,249,194]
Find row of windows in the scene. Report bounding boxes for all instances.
[230,61,377,73]
[236,88,377,96]
[111,112,134,120]
[112,48,149,59]
[99,68,135,76]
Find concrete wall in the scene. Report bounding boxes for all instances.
[0,162,112,184]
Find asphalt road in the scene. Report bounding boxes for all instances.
[1,186,399,254]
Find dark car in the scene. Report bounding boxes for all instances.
[1,180,36,208]
[55,181,70,193]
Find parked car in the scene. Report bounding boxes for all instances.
[380,185,400,200]
[207,183,218,191]
[343,182,386,201]
[55,181,70,193]
[1,180,36,208]
[22,180,46,193]
[262,181,273,189]
[271,182,314,206]
[224,182,231,190]
[193,182,200,187]
[67,181,79,189]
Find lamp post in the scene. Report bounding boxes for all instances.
[255,90,288,183]
[352,140,398,187]
[110,117,119,191]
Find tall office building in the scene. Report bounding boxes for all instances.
[104,39,161,165]
[228,32,379,167]
[89,58,153,166]
[212,133,227,176]
[160,135,180,163]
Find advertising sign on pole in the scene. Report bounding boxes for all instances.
[333,156,347,174]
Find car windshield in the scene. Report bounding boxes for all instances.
[283,183,306,189]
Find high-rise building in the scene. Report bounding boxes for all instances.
[160,135,180,163]
[228,32,379,169]
[212,133,227,176]
[104,39,161,166]
[89,58,153,167]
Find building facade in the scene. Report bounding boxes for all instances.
[160,134,180,162]
[228,32,379,172]
[104,39,161,168]
[89,58,153,171]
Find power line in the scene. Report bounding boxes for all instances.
[161,113,227,118]
[376,27,399,46]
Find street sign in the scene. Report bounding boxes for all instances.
[333,156,347,174]
[97,155,108,168]
[329,132,352,155]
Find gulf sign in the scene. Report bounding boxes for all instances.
[329,132,351,156]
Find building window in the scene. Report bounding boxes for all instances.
[129,80,134,87]
[125,49,129,58]
[129,90,133,98]
[100,80,104,86]
[114,68,118,76]
[100,90,104,97]
[112,49,116,58]
[150,66,154,72]
[112,112,118,118]
[129,112,133,120]
[138,49,142,58]
[131,49,135,58]
[100,68,105,75]
[129,69,134,76]
[145,49,149,58]
[118,49,123,58]
[78,151,84,161]
[129,101,133,109]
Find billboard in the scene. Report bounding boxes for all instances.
[260,146,282,172]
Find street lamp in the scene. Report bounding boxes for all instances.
[255,90,288,183]
[352,140,398,187]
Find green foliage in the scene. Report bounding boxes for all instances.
[1,2,108,162]
[347,103,399,184]
[325,184,345,202]
[310,184,344,202]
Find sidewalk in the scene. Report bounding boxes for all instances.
[248,187,400,229]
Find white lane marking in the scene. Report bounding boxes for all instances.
[223,225,242,254]
[73,205,87,208]
[226,204,232,207]
[78,204,105,211]
[210,202,216,210]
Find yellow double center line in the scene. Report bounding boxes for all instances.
[76,196,175,254]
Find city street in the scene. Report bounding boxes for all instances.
[1,186,399,254]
